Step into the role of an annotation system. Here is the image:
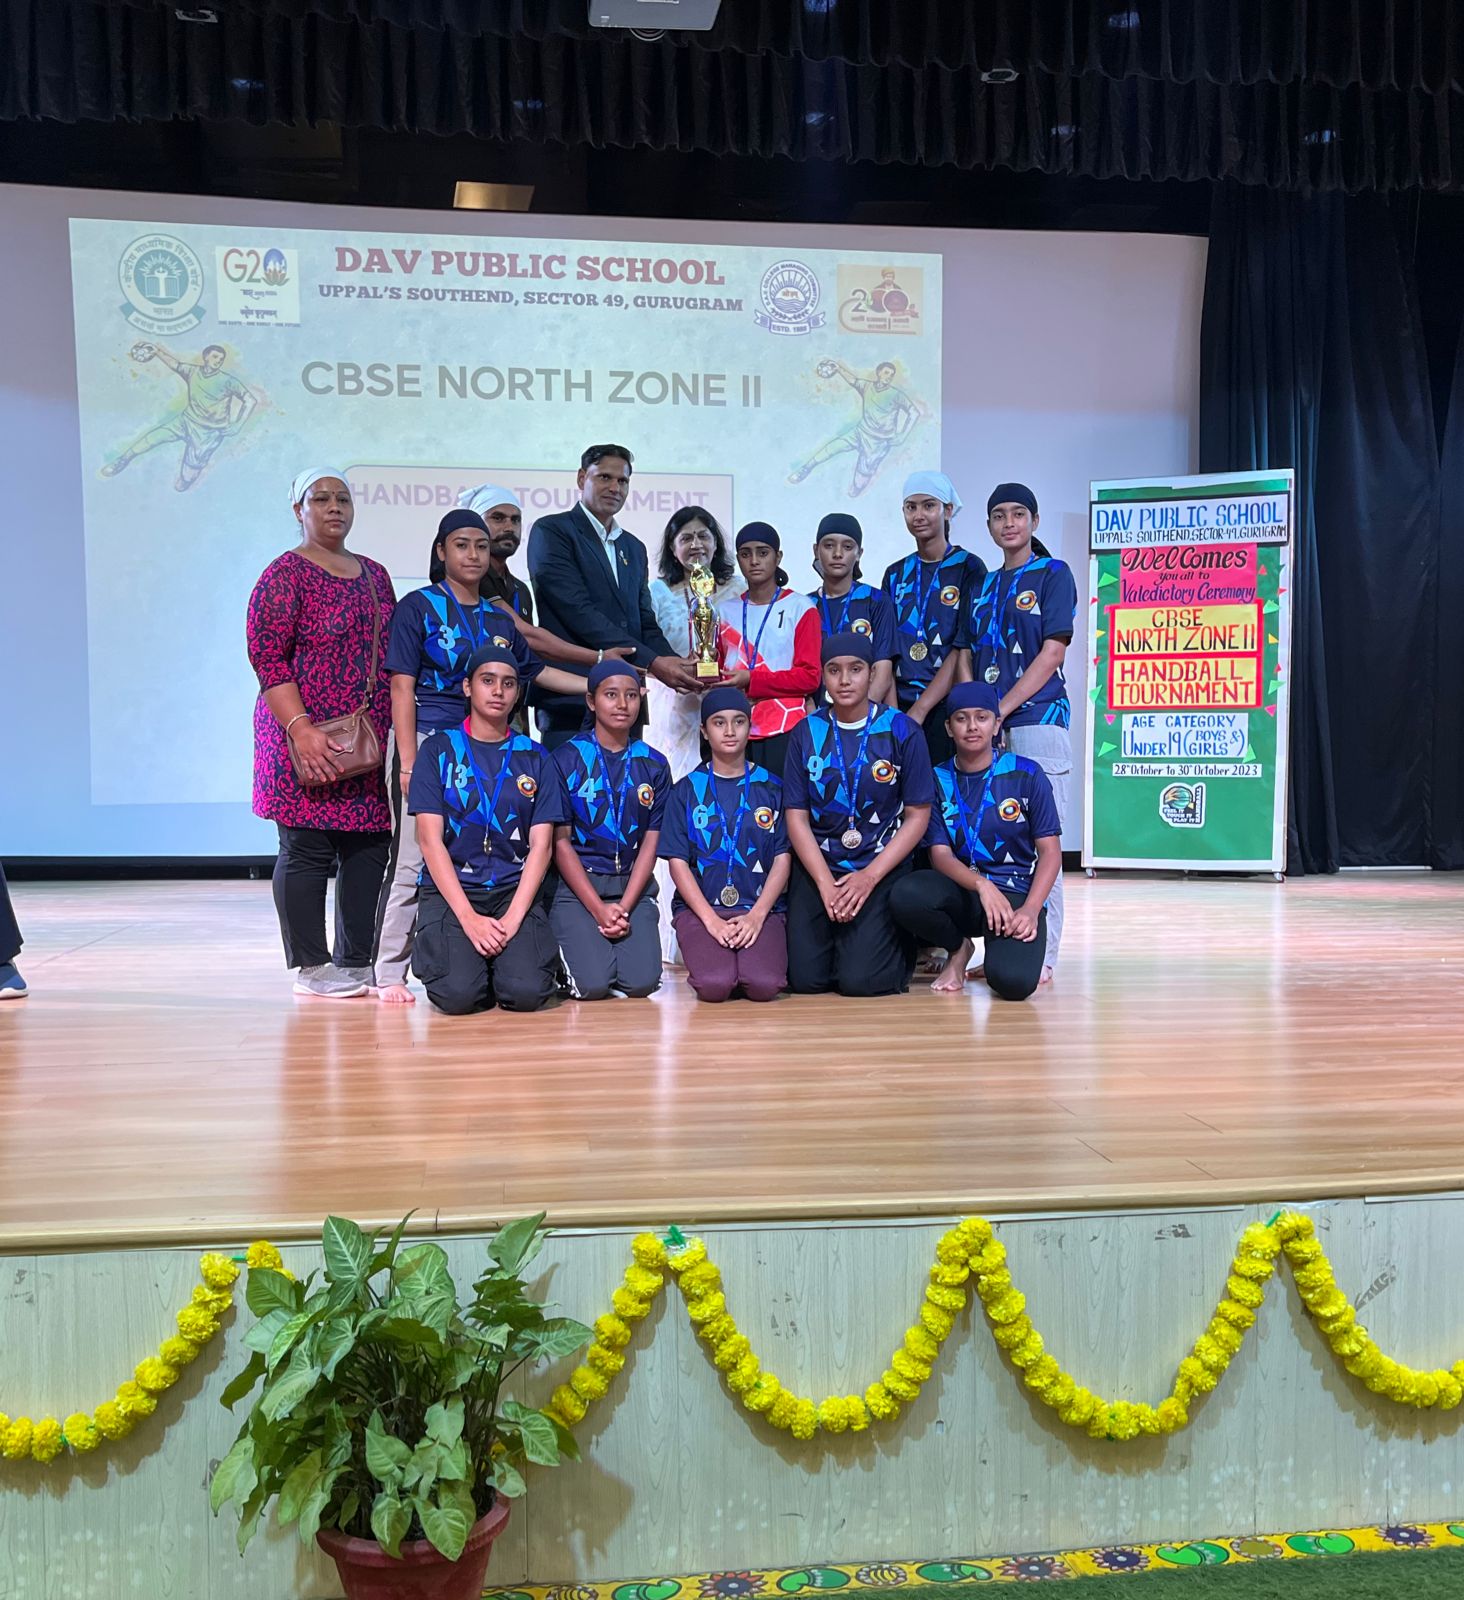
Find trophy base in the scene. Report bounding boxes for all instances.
[695,660,721,679]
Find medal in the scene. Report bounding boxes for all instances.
[826,705,876,860]
[459,724,518,886]
[984,665,1001,684]
[591,737,635,876]
[902,551,950,670]
[705,765,753,911]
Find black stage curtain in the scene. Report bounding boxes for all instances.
[82,0,1464,84]
[5,0,1464,190]
[1434,322,1464,869]
[1200,184,1451,872]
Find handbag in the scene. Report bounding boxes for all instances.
[288,573,384,785]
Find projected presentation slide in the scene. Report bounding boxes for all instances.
[69,218,943,809]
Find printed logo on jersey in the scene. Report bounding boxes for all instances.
[852,617,873,637]
[998,797,1023,823]
[1015,589,1038,611]
[516,773,538,799]
[871,759,897,784]
[754,805,776,831]
[636,782,655,808]
[492,634,511,649]
[939,584,960,607]
[1160,782,1207,828]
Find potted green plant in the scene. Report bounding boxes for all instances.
[210,1213,589,1600]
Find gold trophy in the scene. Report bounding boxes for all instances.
[687,559,722,679]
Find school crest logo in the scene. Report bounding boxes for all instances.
[939,584,960,607]
[636,783,655,808]
[998,798,1023,823]
[754,259,825,337]
[118,233,205,336]
[491,635,511,649]
[1015,589,1038,611]
[852,617,873,637]
[871,759,897,784]
[516,773,538,799]
[1160,782,1206,828]
[754,805,776,831]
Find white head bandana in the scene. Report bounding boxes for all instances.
[291,468,349,507]
[458,482,522,517]
[902,470,962,519]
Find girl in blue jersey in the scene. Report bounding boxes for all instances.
[955,482,1077,983]
[890,682,1061,1001]
[407,644,566,1014]
[809,512,898,707]
[882,471,987,767]
[374,508,590,1003]
[783,632,934,996]
[661,687,791,1003]
[550,660,671,1000]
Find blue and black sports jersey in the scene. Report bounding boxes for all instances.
[783,705,935,876]
[965,557,1079,729]
[808,582,899,708]
[552,734,671,876]
[385,586,544,732]
[408,727,566,889]
[926,754,1061,898]
[660,762,787,915]
[881,545,987,704]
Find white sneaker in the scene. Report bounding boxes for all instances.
[293,964,368,999]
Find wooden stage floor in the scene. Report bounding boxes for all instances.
[1,872,1462,1250]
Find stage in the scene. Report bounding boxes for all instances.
[2,870,1462,1250]
[3,870,1464,1594]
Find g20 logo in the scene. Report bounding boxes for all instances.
[221,247,291,287]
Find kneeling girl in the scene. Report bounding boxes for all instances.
[408,644,565,1014]
[783,632,933,997]
[550,660,671,1000]
[661,687,790,1003]
[889,682,1061,1001]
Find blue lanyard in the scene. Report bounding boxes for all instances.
[818,585,854,635]
[740,592,780,669]
[705,766,752,876]
[460,726,517,878]
[827,707,875,829]
[591,738,636,871]
[440,583,488,657]
[952,763,999,866]
[905,550,949,642]
[981,557,1038,657]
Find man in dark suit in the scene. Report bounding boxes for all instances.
[528,443,701,747]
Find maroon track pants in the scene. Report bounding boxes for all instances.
[672,909,788,1003]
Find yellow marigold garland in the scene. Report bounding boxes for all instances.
[0,1243,262,1466]
[548,1212,1464,1443]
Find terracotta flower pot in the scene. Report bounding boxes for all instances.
[317,1498,510,1600]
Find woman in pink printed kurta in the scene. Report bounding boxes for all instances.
[246,470,395,996]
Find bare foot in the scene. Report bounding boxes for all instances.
[377,984,416,1005]
[931,939,975,993]
[1039,965,1054,986]
[915,948,948,976]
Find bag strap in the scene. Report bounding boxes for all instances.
[355,566,382,716]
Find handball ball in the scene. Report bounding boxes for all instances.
[815,359,838,378]
[130,341,158,362]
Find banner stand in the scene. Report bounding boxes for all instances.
[1082,469,1294,877]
